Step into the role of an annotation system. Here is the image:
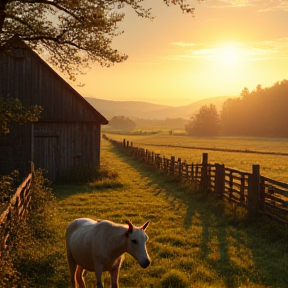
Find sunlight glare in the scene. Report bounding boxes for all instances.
[217,44,240,67]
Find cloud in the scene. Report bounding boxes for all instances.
[170,42,205,47]
[249,38,288,59]
[166,39,288,61]
[201,0,288,11]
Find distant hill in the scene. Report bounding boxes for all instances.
[84,95,235,120]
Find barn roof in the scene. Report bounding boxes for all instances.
[1,36,108,125]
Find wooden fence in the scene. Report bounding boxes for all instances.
[0,165,34,255]
[103,135,288,225]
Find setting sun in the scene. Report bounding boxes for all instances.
[217,44,240,67]
[75,1,288,106]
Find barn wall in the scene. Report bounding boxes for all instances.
[0,42,107,182]
[0,124,32,177]
[0,122,101,182]
[34,122,101,181]
[0,45,106,123]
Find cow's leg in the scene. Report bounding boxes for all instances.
[110,257,123,288]
[94,263,104,288]
[67,249,77,287]
[75,265,86,288]
[110,266,120,288]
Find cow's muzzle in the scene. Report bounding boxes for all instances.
[140,258,151,268]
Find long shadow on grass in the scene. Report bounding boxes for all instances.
[53,184,86,200]
[109,146,239,285]
[109,145,288,288]
[53,178,123,201]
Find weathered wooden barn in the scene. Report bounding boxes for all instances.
[0,37,108,182]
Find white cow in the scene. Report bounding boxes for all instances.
[65,218,151,288]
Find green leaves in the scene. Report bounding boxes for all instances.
[1,0,194,81]
[185,104,221,136]
[0,96,42,136]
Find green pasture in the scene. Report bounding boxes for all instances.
[4,138,288,288]
[104,132,288,182]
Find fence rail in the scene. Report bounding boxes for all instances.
[103,135,288,225]
[0,168,34,255]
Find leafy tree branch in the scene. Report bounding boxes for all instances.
[0,0,195,80]
[0,97,42,136]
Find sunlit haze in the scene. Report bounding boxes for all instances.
[73,0,288,106]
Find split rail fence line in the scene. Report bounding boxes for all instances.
[103,135,288,225]
[0,164,34,255]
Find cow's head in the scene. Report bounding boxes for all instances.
[125,220,151,268]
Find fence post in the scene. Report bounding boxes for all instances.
[200,153,208,192]
[191,163,194,181]
[123,139,126,147]
[215,163,225,195]
[259,177,265,212]
[163,157,167,173]
[178,158,182,178]
[155,154,161,170]
[30,161,35,181]
[30,161,34,173]
[229,170,233,199]
[170,156,175,176]
[239,174,245,204]
[185,162,189,180]
[248,164,260,219]
[134,147,138,157]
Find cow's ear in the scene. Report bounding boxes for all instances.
[141,221,149,231]
[125,220,134,236]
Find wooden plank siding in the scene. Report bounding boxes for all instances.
[0,124,33,177]
[33,122,101,181]
[0,36,108,182]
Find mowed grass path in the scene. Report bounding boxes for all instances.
[54,139,288,288]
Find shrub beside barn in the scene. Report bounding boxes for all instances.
[0,36,108,182]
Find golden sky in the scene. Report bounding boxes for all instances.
[75,0,288,106]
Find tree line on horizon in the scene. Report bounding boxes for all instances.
[106,116,188,131]
[106,80,288,137]
[185,79,288,137]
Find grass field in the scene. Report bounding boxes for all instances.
[104,132,288,182]
[17,138,288,287]
[5,137,288,287]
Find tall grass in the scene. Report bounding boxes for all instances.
[2,139,288,287]
[0,169,65,287]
